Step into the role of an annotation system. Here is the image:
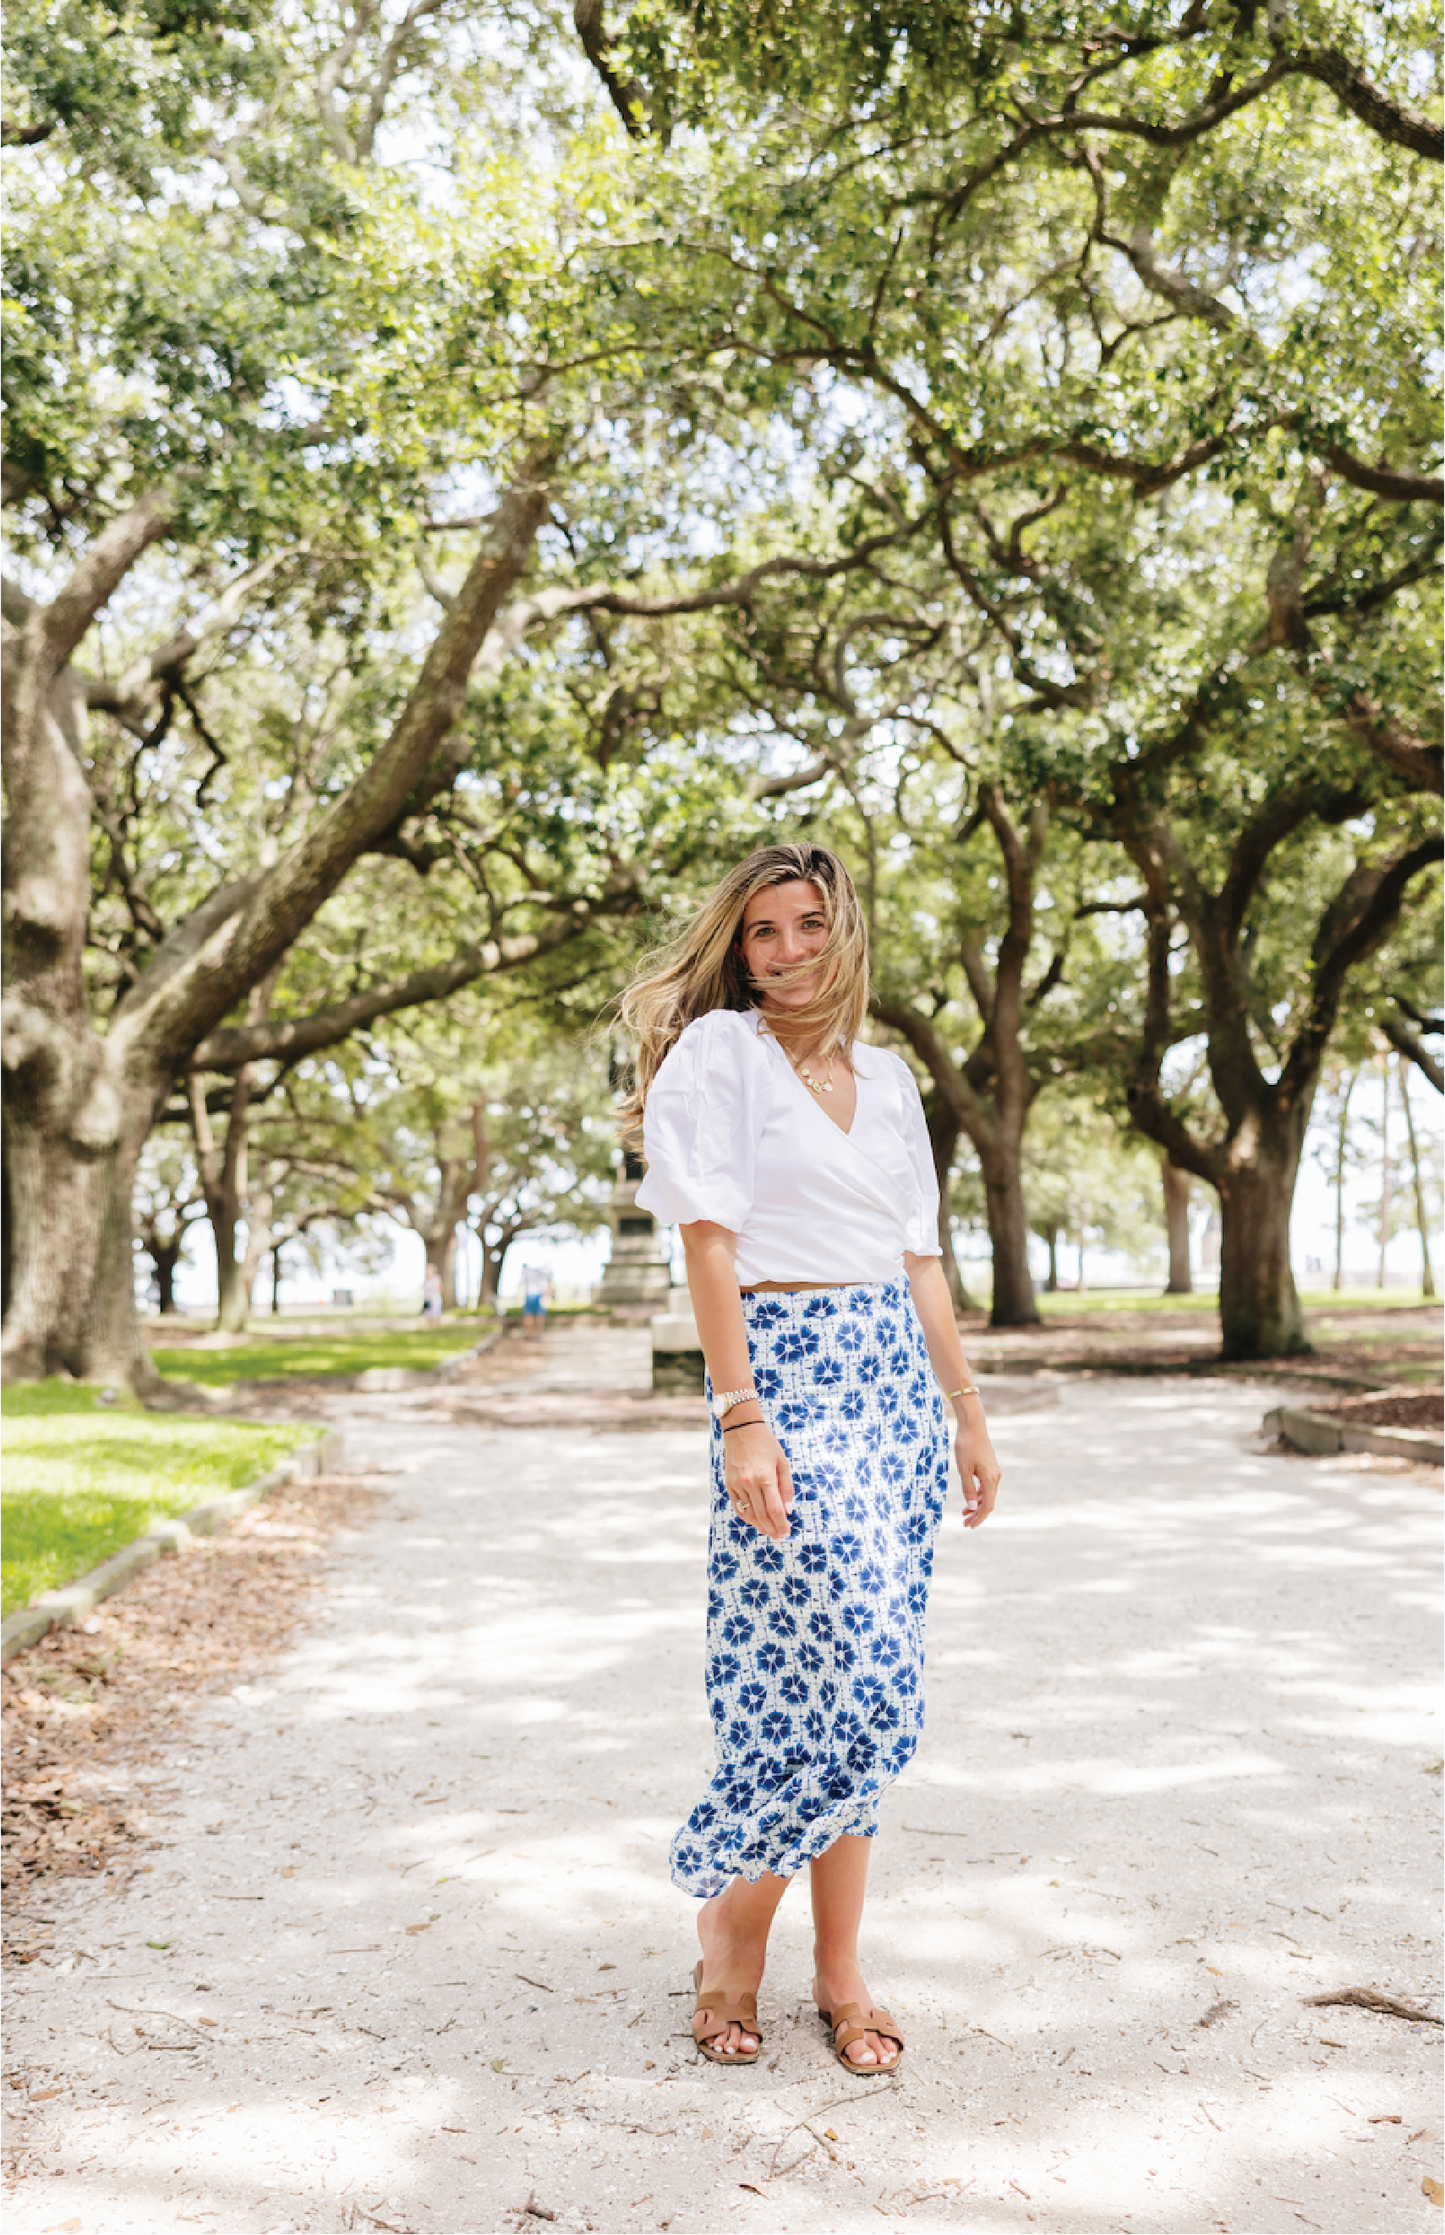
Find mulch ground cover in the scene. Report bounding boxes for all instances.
[0,1469,377,1965]
[1298,1387,1444,1431]
[965,1301,1442,1388]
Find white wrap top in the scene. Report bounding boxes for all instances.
[635,1007,942,1286]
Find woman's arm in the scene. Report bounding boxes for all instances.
[681,1221,793,1541]
[904,1252,1002,1529]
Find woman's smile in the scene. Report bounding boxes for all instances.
[739,877,831,1008]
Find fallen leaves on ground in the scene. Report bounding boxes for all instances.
[1,1470,377,1959]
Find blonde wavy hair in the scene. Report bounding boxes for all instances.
[616,843,869,1131]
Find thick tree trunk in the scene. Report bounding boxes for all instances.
[1136,1101,1315,1359]
[1,603,143,1382]
[924,1104,977,1314]
[187,1069,250,1332]
[416,1146,476,1310]
[444,1228,460,1310]
[937,1213,976,1318]
[3,1088,157,1383]
[475,1206,539,1309]
[1162,1160,1193,1293]
[979,1137,1039,1327]
[490,1220,535,1305]
[188,1000,280,1335]
[2,1156,9,1323]
[151,1239,183,1313]
[3,466,552,1391]
[234,1169,277,1326]
[215,1239,249,1333]
[421,1225,459,1311]
[1217,1137,1310,1358]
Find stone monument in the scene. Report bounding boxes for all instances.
[595,1147,672,1315]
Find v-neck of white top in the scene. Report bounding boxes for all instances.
[755,1020,862,1141]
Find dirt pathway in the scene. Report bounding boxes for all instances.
[3,1365,1440,2234]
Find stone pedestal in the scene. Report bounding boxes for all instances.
[596,1155,672,1316]
[651,1291,706,1396]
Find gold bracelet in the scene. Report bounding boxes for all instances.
[945,1384,981,1402]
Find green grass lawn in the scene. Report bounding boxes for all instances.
[1031,1286,1219,1316]
[1,1382,313,1615]
[150,1325,486,1387]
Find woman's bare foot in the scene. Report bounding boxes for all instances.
[812,1958,900,2068]
[694,1888,770,2058]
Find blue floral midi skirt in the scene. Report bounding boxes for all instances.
[670,1280,950,1899]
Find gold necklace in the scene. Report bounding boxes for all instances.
[795,1051,836,1095]
[764,1023,836,1094]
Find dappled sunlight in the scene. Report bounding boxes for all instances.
[5,1386,1439,2234]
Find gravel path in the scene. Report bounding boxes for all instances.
[3,1362,1441,2235]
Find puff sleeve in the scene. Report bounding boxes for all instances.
[889,1052,943,1255]
[636,1011,772,1233]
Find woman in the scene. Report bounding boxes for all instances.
[621,842,1001,2074]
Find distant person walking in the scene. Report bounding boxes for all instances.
[520,1264,550,1339]
[421,1265,443,1319]
[620,842,1000,2075]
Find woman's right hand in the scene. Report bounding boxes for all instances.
[723,1420,794,1540]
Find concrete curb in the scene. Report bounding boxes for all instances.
[0,1427,346,1668]
[1262,1403,1443,1466]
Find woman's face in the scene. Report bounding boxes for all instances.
[738,879,830,1010]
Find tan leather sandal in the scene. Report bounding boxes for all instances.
[691,1960,763,2066]
[818,2001,905,2074]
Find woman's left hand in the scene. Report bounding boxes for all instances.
[954,1416,1001,1529]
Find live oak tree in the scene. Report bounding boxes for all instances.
[1021,1090,1164,1294]
[132,1139,206,1315]
[893,462,1442,1355]
[870,788,1062,1330]
[181,1064,362,1333]
[1,3,608,1382]
[620,503,1181,1326]
[7,0,1440,1383]
[599,0,1442,1354]
[240,1002,617,1309]
[2,0,936,1387]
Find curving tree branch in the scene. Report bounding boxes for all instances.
[573,0,647,139]
[1381,1009,1444,1095]
[190,887,636,1072]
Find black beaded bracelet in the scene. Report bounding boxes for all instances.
[721,1416,765,1434]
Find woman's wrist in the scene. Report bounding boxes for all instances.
[722,1409,766,1434]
